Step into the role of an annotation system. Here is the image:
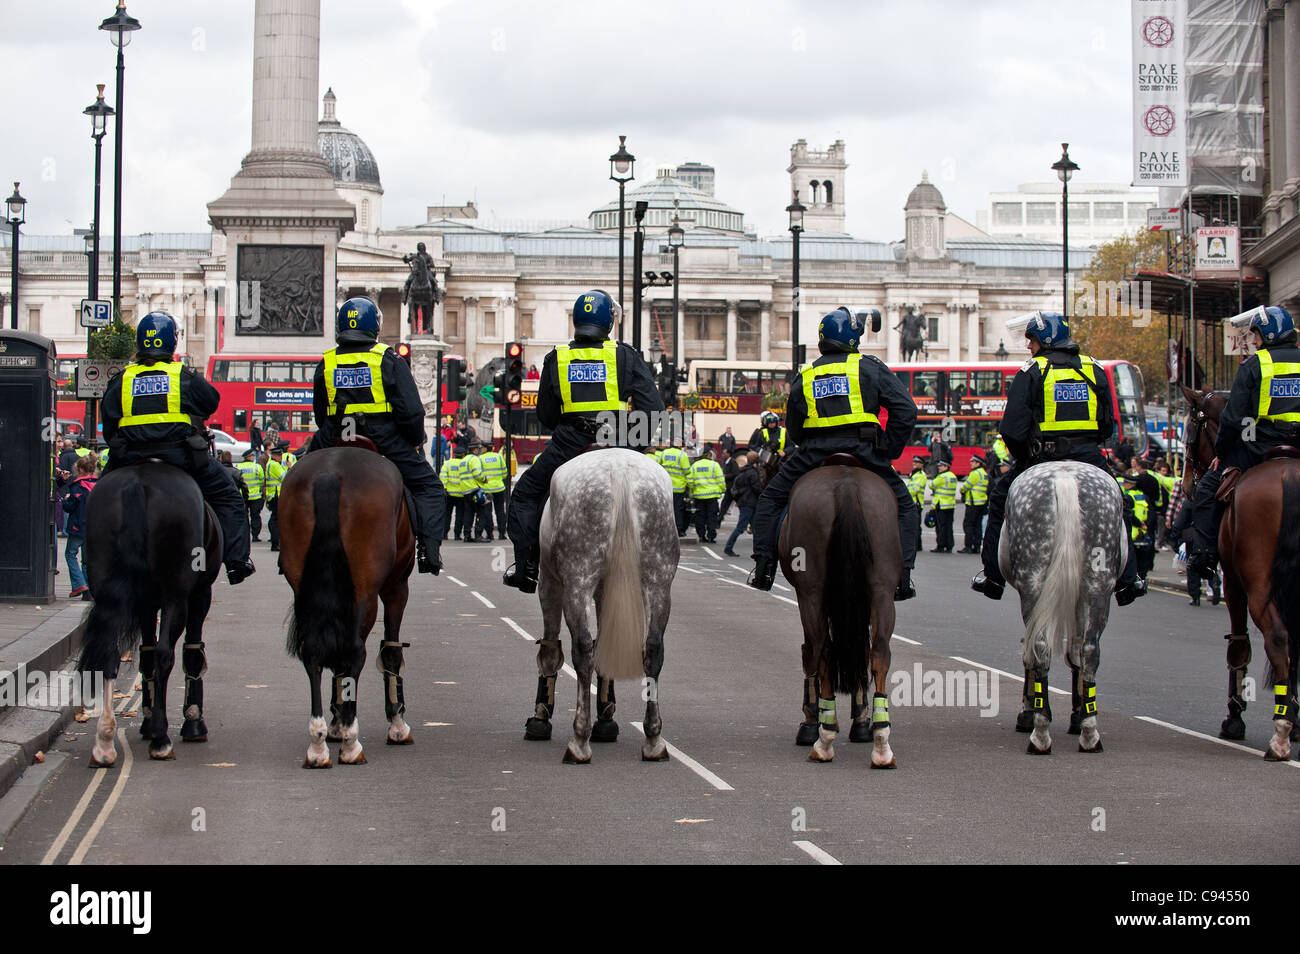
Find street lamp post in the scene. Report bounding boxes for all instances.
[995,339,1008,361]
[6,183,26,330]
[609,135,635,335]
[787,192,806,376]
[631,200,648,354]
[100,1,142,319]
[668,216,684,366]
[84,84,114,305]
[1051,143,1079,319]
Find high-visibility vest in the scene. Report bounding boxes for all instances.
[907,469,927,506]
[236,460,265,499]
[800,354,882,430]
[659,447,690,492]
[930,471,958,509]
[991,437,1011,464]
[961,465,989,506]
[1036,355,1099,433]
[283,452,297,469]
[556,341,625,414]
[1255,349,1300,423]
[462,454,484,490]
[440,458,473,496]
[265,459,286,500]
[1154,471,1176,506]
[1121,483,1149,541]
[323,343,392,415]
[74,447,91,458]
[687,459,726,499]
[120,361,189,429]
[478,452,507,492]
[645,449,663,464]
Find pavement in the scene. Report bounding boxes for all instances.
[0,512,1294,866]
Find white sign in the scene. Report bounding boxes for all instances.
[1146,207,1181,231]
[1194,226,1239,275]
[1224,321,1256,358]
[75,358,127,399]
[1132,0,1187,186]
[79,299,111,328]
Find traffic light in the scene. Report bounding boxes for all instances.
[505,341,524,407]
[396,342,412,367]
[445,357,468,402]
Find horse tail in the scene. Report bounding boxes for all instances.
[1023,469,1084,659]
[285,472,356,667]
[1269,467,1300,688]
[593,468,647,680]
[79,477,151,677]
[825,480,872,694]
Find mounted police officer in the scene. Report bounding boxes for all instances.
[1188,305,1299,577]
[502,289,662,592]
[748,411,787,459]
[307,297,445,574]
[748,307,919,600]
[971,311,1145,605]
[99,311,255,584]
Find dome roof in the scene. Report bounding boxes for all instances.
[318,88,382,192]
[905,171,945,211]
[589,169,744,234]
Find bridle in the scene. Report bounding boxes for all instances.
[1182,395,1222,491]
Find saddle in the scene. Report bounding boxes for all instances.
[1264,445,1300,462]
[820,453,866,470]
[338,434,380,454]
[1215,467,1243,505]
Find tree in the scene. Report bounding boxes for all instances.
[1070,229,1169,401]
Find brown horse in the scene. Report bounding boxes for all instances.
[278,446,416,768]
[1183,386,1300,760]
[780,458,899,767]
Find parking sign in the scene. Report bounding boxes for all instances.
[80,299,111,328]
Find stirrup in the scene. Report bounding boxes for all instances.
[226,559,255,586]
[503,561,538,594]
[971,571,1003,601]
[1115,577,1146,607]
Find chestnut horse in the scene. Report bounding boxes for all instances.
[1183,386,1300,760]
[278,446,416,768]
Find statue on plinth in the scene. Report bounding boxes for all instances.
[402,242,442,335]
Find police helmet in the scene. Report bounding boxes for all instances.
[572,290,618,339]
[337,297,382,340]
[971,454,986,467]
[817,306,864,354]
[911,457,924,469]
[241,448,255,460]
[937,458,951,469]
[761,411,779,426]
[924,510,937,529]
[136,311,178,356]
[1024,311,1071,349]
[1250,305,1296,345]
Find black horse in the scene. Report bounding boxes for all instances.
[78,463,222,765]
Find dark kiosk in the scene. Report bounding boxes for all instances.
[0,330,57,602]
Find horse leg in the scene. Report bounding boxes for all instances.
[562,591,595,764]
[179,586,212,743]
[327,679,343,742]
[1022,602,1053,755]
[868,598,897,769]
[1072,626,1103,754]
[89,675,118,768]
[337,598,376,765]
[378,577,413,745]
[525,560,564,741]
[640,590,670,762]
[147,604,184,760]
[1220,570,1251,740]
[303,660,331,769]
[808,654,836,763]
[795,593,825,747]
[589,582,619,744]
[849,682,873,743]
[137,612,157,739]
[1254,596,1295,762]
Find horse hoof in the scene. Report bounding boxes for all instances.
[302,757,332,769]
[848,722,874,743]
[1263,748,1288,762]
[1015,711,1035,733]
[795,723,819,746]
[807,750,834,763]
[180,721,207,742]
[590,719,619,743]
[148,745,175,761]
[339,750,367,765]
[641,739,669,761]
[870,757,898,770]
[326,725,344,742]
[524,717,552,741]
[180,733,207,743]
[562,744,591,765]
[1219,718,1246,741]
[1026,741,1052,755]
[1078,740,1104,754]
[88,756,116,769]
[385,733,415,745]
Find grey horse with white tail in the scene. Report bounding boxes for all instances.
[526,449,679,763]
[1001,460,1125,755]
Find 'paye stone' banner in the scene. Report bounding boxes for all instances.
[1132,0,1187,186]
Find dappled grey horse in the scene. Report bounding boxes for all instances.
[526,449,679,763]
[1000,461,1125,755]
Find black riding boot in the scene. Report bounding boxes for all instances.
[503,547,539,593]
[417,536,442,575]
[748,552,778,591]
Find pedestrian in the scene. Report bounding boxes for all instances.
[906,457,927,554]
[687,447,726,542]
[659,442,691,536]
[719,426,736,457]
[55,437,78,536]
[929,458,958,552]
[263,420,280,454]
[249,419,264,456]
[1131,456,1163,547]
[724,453,761,556]
[1120,471,1156,581]
[958,454,989,553]
[461,441,490,540]
[236,448,266,541]
[62,455,98,599]
[526,363,540,380]
[718,446,738,520]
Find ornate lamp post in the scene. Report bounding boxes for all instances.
[668,216,684,364]
[609,135,635,331]
[787,191,806,375]
[84,84,114,304]
[99,1,142,318]
[995,339,1008,361]
[6,183,26,330]
[1051,143,1079,319]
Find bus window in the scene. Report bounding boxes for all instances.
[261,362,292,383]
[289,361,313,382]
[211,360,229,382]
[913,371,938,398]
[696,369,723,393]
[971,370,1003,396]
[234,409,248,431]
[894,369,911,392]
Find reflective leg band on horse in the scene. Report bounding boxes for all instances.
[1029,673,1051,720]
[818,696,836,726]
[871,693,890,729]
[1276,684,1294,722]
[180,641,207,739]
[379,640,410,717]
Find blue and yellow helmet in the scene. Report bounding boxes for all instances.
[817,307,863,353]
[1024,311,1071,349]
[136,311,178,355]
[337,297,382,340]
[572,290,618,338]
[1250,305,1295,345]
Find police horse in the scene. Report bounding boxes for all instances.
[1183,387,1300,759]
[1000,461,1123,755]
[79,464,222,765]
[279,445,416,768]
[781,460,901,768]
[525,449,679,764]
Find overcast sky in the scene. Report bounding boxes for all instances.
[3,0,1138,242]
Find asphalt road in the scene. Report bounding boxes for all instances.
[3,516,1297,866]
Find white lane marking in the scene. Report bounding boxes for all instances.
[678,565,704,574]
[41,759,109,865]
[1136,716,1300,769]
[772,581,791,592]
[773,595,799,606]
[793,839,842,865]
[892,634,921,646]
[702,547,723,561]
[69,729,133,865]
[949,656,1068,695]
[444,575,467,587]
[499,617,585,690]
[630,722,734,791]
[471,590,496,609]
[728,563,748,573]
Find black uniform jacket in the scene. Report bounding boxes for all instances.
[311,334,427,447]
[536,336,663,431]
[1215,341,1300,469]
[785,351,917,463]
[101,355,216,445]
[998,343,1116,462]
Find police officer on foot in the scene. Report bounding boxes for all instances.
[1187,306,1300,577]
[236,448,266,541]
[502,289,663,592]
[308,297,446,573]
[748,306,920,600]
[971,311,1146,605]
[99,311,255,584]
